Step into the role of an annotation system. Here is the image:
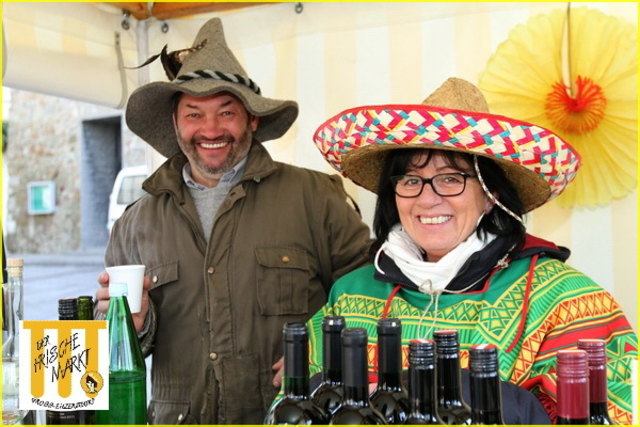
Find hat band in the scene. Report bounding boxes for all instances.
[172,69,261,95]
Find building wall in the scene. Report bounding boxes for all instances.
[3,88,144,253]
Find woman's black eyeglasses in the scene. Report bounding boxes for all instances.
[390,173,477,198]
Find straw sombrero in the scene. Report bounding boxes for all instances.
[126,17,298,158]
[313,78,581,213]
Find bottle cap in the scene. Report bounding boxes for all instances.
[282,322,308,342]
[58,298,78,317]
[341,327,367,347]
[577,339,607,366]
[6,258,24,267]
[110,282,129,297]
[409,339,435,365]
[434,329,459,354]
[322,315,346,332]
[557,350,589,379]
[469,344,499,374]
[377,317,402,335]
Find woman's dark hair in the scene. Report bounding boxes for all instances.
[372,148,526,250]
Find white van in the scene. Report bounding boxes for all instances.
[107,166,149,233]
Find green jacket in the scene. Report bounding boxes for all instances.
[106,143,371,424]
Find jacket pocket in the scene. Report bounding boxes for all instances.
[255,247,311,315]
[148,399,192,424]
[146,260,179,291]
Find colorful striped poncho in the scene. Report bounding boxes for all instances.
[306,256,637,424]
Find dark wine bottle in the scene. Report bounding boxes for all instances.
[329,328,386,425]
[95,283,147,425]
[468,344,504,425]
[370,317,409,424]
[75,295,96,425]
[46,298,94,425]
[577,339,616,425]
[310,315,345,415]
[556,349,589,425]
[264,322,329,424]
[404,339,444,425]
[433,330,471,425]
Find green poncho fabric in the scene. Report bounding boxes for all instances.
[307,256,637,424]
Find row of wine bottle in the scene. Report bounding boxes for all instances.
[45,283,147,425]
[264,316,616,425]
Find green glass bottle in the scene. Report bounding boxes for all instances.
[95,283,147,425]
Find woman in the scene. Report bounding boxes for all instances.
[307,78,637,423]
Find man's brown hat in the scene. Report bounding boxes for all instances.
[126,17,298,158]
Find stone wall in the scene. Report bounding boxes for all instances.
[3,88,145,254]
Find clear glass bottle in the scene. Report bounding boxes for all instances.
[264,322,329,424]
[404,339,444,425]
[95,283,147,425]
[311,315,345,415]
[370,317,410,424]
[3,257,28,425]
[468,344,505,425]
[434,330,471,425]
[556,349,589,425]
[577,339,615,425]
[330,328,386,425]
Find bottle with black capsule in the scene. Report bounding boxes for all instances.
[264,322,329,425]
[329,328,386,425]
[577,339,616,425]
[434,330,471,425]
[76,295,96,424]
[370,317,410,424]
[468,344,504,425]
[556,349,589,425]
[46,298,94,425]
[310,315,345,415]
[404,339,444,425]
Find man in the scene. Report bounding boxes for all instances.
[95,17,371,424]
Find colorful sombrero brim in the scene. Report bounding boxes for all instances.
[126,78,298,158]
[313,104,581,212]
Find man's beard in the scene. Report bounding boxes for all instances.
[178,126,253,177]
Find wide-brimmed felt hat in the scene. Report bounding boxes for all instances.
[126,17,298,158]
[313,77,581,212]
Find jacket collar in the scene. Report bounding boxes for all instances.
[374,233,570,293]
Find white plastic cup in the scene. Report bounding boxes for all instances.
[105,265,146,313]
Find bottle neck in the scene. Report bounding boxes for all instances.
[557,375,589,420]
[470,374,503,423]
[3,268,24,358]
[342,342,370,406]
[284,376,311,399]
[587,364,613,422]
[588,364,608,404]
[283,339,311,399]
[322,331,342,384]
[377,334,402,389]
[408,365,438,416]
[77,298,94,321]
[438,355,464,402]
[106,295,145,371]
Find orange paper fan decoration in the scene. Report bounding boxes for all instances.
[479,6,637,207]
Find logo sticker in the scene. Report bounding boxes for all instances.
[19,320,109,411]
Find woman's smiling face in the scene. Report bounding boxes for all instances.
[395,151,491,262]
